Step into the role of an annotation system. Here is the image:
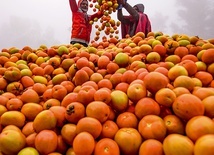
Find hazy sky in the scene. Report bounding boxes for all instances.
[0,0,206,50]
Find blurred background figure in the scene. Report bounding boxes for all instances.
[117,0,152,38]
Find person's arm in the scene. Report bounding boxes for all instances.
[129,22,137,36]
[117,1,139,23]
[69,0,78,12]
[90,11,103,21]
[123,2,139,22]
[117,7,130,24]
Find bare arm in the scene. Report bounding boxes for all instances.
[124,2,139,21]
[90,11,103,21]
[69,0,78,12]
[129,22,137,36]
[117,8,130,24]
[117,2,139,24]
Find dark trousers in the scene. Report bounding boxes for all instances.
[70,41,88,47]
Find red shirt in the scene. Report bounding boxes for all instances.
[121,12,152,38]
[69,0,102,44]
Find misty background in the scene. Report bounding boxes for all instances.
[0,0,213,50]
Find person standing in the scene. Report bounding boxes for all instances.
[117,0,152,38]
[69,0,103,47]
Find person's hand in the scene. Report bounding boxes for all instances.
[117,0,127,10]
[117,0,127,6]
[97,11,103,15]
[117,4,123,10]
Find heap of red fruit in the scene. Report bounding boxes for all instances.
[0,31,214,155]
